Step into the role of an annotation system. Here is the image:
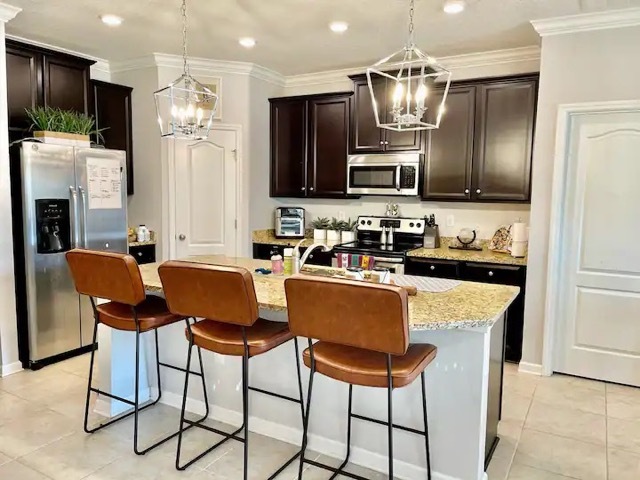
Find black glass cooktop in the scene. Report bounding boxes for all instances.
[333,240,422,256]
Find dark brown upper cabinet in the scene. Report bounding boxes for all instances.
[422,74,538,203]
[270,93,352,198]
[350,76,423,154]
[6,39,94,140]
[423,85,476,200]
[91,80,134,195]
[473,79,537,201]
[307,95,350,197]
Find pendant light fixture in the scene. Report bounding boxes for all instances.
[366,0,451,132]
[154,0,218,140]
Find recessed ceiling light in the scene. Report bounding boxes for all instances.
[329,21,349,33]
[100,14,123,26]
[443,0,466,14]
[239,37,256,48]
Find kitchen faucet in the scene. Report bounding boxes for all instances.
[292,239,331,274]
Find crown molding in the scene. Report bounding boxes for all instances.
[5,34,108,65]
[284,46,541,89]
[110,53,285,86]
[532,7,640,37]
[0,3,21,23]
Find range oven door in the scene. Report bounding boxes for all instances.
[347,154,420,196]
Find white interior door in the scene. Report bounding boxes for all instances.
[174,128,238,259]
[555,110,640,385]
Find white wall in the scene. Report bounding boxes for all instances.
[522,25,640,367]
[269,52,539,239]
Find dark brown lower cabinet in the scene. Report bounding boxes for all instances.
[405,257,526,363]
[91,80,134,195]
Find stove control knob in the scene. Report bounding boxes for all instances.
[360,220,366,225]
[410,222,415,228]
[367,220,372,225]
[416,222,422,228]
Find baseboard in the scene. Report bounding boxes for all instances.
[160,391,461,480]
[0,361,23,377]
[518,362,543,376]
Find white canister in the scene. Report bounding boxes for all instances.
[327,230,341,242]
[341,231,356,243]
[136,225,147,242]
[345,267,365,281]
[313,229,327,241]
[371,267,391,284]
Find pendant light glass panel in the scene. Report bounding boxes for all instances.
[154,74,218,140]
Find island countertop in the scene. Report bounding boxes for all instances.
[140,255,518,331]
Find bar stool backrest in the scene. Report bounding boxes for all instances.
[158,261,260,327]
[284,275,410,356]
[66,249,146,306]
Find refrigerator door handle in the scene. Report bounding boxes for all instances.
[69,186,80,248]
[79,186,89,248]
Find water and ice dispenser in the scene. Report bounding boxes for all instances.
[35,199,71,254]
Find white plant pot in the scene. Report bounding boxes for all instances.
[326,230,341,242]
[341,231,356,243]
[313,229,327,241]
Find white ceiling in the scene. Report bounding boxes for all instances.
[5,0,640,75]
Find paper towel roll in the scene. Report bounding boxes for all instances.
[511,241,527,258]
[512,222,528,242]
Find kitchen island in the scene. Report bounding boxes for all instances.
[104,256,518,480]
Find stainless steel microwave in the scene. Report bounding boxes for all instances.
[347,153,421,196]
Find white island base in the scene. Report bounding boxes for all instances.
[96,307,505,480]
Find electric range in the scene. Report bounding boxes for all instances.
[332,216,428,274]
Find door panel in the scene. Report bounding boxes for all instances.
[270,100,306,196]
[556,111,640,385]
[423,85,475,200]
[308,96,350,196]
[75,148,128,346]
[473,79,536,201]
[175,129,238,258]
[6,46,41,132]
[21,143,80,360]
[43,54,90,114]
[350,78,385,153]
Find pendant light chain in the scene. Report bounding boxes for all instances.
[407,0,415,48]
[181,0,189,76]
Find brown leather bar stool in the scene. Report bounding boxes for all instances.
[158,261,305,479]
[66,249,209,455]
[284,275,437,480]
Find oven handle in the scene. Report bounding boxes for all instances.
[372,256,404,264]
[395,166,401,191]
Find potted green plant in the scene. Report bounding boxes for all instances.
[25,106,106,147]
[310,217,330,240]
[341,218,357,243]
[327,217,344,242]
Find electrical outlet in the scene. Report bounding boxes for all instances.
[338,211,346,221]
[446,215,455,227]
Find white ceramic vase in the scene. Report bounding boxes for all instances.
[313,229,327,241]
[341,231,356,243]
[326,230,341,242]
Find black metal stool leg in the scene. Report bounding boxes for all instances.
[421,371,432,480]
[83,316,99,434]
[176,335,194,470]
[134,324,143,455]
[298,340,316,479]
[328,384,353,480]
[387,354,394,479]
[242,327,250,480]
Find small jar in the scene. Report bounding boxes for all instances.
[345,266,364,281]
[371,267,391,284]
[136,225,147,242]
[271,253,284,275]
[283,248,294,275]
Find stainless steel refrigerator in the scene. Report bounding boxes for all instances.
[10,141,128,369]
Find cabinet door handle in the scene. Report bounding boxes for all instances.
[430,265,436,271]
[488,271,494,277]
[380,141,384,145]
[301,187,306,191]
[310,187,314,192]
[464,189,470,194]
[385,141,389,145]
[476,188,481,194]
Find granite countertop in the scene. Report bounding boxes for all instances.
[129,240,157,247]
[408,238,527,266]
[253,230,527,266]
[140,255,519,331]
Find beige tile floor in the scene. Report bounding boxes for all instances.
[0,355,639,479]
